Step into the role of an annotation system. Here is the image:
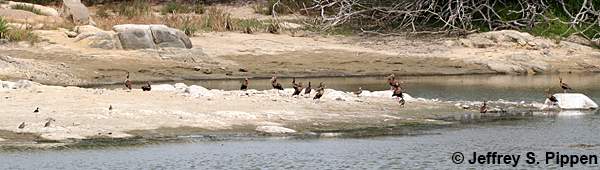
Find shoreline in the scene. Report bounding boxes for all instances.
[0,78,550,149]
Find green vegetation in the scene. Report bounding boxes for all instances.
[161,1,204,14]
[0,0,7,4]
[117,0,151,18]
[11,0,59,5]
[11,4,43,15]
[4,28,40,43]
[0,17,40,43]
[254,0,313,15]
[0,17,7,39]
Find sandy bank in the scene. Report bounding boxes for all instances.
[2,79,544,147]
[0,29,599,86]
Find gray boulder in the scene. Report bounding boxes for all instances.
[113,24,156,50]
[62,0,91,25]
[150,25,191,48]
[113,24,192,50]
[71,25,120,49]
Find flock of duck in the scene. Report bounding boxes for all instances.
[478,77,574,114]
[15,73,574,131]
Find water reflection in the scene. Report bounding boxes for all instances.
[88,74,600,103]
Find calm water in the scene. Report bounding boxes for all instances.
[2,74,600,169]
[96,74,600,102]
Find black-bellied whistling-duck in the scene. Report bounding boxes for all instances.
[387,74,397,88]
[44,118,55,128]
[33,107,39,113]
[124,72,132,90]
[18,122,25,129]
[292,78,303,96]
[271,76,284,90]
[240,78,249,91]
[313,82,325,100]
[480,101,488,113]
[304,82,312,95]
[559,77,572,93]
[545,88,558,105]
[392,86,405,105]
[141,81,152,91]
[353,87,362,96]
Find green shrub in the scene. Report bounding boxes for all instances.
[10,0,59,5]
[4,27,40,43]
[11,4,43,15]
[161,1,204,15]
[96,5,110,18]
[0,0,7,4]
[0,17,7,39]
[117,0,150,18]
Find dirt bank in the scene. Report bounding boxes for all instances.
[1,29,599,86]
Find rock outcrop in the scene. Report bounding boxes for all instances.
[71,25,121,49]
[62,0,92,25]
[113,24,192,50]
[463,30,556,49]
[7,1,59,16]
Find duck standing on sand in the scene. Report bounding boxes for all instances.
[124,72,132,90]
[33,107,39,113]
[271,76,284,90]
[480,101,488,113]
[559,77,573,93]
[44,118,55,128]
[18,122,25,129]
[392,86,405,105]
[141,81,152,91]
[240,78,249,91]
[313,82,325,100]
[353,87,362,96]
[292,78,303,96]
[304,82,312,95]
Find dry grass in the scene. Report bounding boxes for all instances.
[95,16,162,30]
[94,6,283,36]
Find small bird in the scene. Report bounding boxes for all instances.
[271,76,284,90]
[141,81,152,91]
[559,77,572,93]
[392,86,405,105]
[353,87,363,96]
[240,78,249,91]
[292,78,303,96]
[313,82,325,100]
[124,72,132,90]
[545,88,558,105]
[33,107,39,113]
[44,118,55,128]
[304,82,312,95]
[18,122,25,129]
[480,101,488,113]
[109,105,113,111]
[387,74,398,88]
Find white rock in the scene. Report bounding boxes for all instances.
[255,126,296,134]
[152,84,176,91]
[543,93,598,110]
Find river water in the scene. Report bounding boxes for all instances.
[1,74,600,169]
